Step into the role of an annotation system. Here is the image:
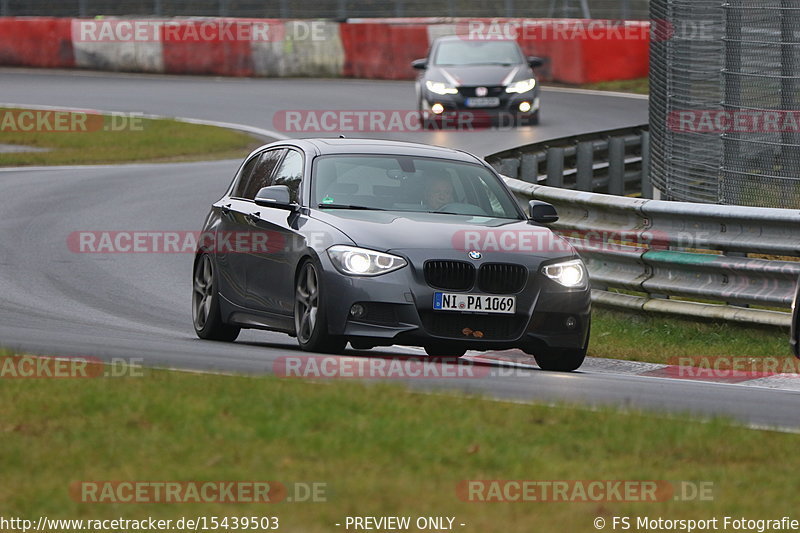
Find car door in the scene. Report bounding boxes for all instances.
[244,148,307,315]
[215,148,286,309]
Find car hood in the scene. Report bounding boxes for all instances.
[431,64,528,87]
[313,210,571,259]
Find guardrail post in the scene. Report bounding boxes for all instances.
[640,130,652,199]
[1,0,8,16]
[576,141,594,192]
[499,158,520,179]
[154,0,162,16]
[219,0,229,17]
[546,147,565,188]
[338,0,347,19]
[78,0,88,17]
[520,153,540,183]
[608,137,625,195]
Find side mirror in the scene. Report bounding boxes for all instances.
[529,200,558,224]
[254,185,294,210]
[411,58,428,70]
[527,56,544,68]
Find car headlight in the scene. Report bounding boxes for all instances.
[542,259,587,288]
[506,78,536,94]
[327,246,407,276]
[426,80,458,95]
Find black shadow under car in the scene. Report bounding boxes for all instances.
[192,138,590,371]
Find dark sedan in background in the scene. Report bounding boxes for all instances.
[413,35,543,125]
[193,138,590,371]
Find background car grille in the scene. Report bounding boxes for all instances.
[424,260,474,291]
[458,86,505,97]
[477,263,528,294]
[420,312,527,340]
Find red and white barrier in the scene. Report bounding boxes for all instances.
[0,17,650,84]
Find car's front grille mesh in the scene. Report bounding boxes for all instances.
[424,261,474,291]
[424,261,527,294]
[458,86,505,97]
[477,263,528,294]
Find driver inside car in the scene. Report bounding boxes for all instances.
[422,176,455,210]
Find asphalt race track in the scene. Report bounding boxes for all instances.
[1,68,798,431]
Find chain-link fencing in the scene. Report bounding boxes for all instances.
[650,0,800,208]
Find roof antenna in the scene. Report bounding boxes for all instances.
[339,134,346,138]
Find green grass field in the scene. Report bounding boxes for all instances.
[0,107,260,166]
[0,363,797,532]
[589,307,791,364]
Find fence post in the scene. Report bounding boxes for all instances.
[78,0,87,17]
[608,137,625,195]
[576,141,594,192]
[504,0,514,17]
[640,131,652,199]
[337,0,347,19]
[546,147,565,188]
[1,0,8,16]
[219,0,229,17]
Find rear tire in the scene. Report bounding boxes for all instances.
[294,259,347,354]
[192,253,240,342]
[533,347,586,372]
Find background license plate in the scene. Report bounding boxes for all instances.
[465,97,500,108]
[433,293,515,314]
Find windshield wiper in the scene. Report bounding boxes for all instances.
[317,204,386,211]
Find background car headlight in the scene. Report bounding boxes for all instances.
[506,78,536,93]
[426,80,458,95]
[328,246,407,276]
[542,259,587,288]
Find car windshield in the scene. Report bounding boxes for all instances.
[312,155,523,219]
[433,40,523,66]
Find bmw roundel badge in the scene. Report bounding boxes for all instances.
[468,250,482,260]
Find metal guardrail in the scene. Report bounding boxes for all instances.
[493,134,799,328]
[487,124,652,198]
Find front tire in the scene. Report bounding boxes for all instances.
[294,260,347,354]
[192,253,240,342]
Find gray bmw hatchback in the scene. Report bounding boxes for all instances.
[193,138,590,371]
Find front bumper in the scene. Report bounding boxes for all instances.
[422,88,540,118]
[318,251,590,352]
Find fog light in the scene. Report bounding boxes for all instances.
[350,304,366,319]
[519,101,532,113]
[565,316,577,329]
[431,103,445,115]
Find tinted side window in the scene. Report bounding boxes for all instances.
[232,155,261,199]
[242,149,286,200]
[272,150,304,204]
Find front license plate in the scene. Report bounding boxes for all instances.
[465,97,500,108]
[433,292,516,314]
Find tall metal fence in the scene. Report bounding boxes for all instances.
[650,0,800,208]
[1,0,650,19]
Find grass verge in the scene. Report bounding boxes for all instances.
[0,361,797,533]
[589,307,792,364]
[579,78,649,94]
[0,107,261,166]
